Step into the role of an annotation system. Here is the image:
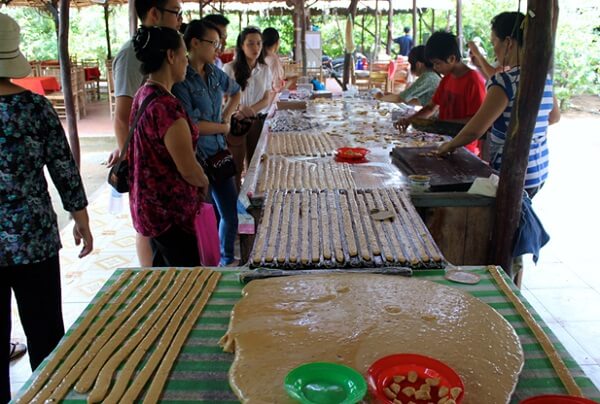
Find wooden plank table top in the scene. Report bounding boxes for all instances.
[14,267,600,403]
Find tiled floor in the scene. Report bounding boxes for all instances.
[8,112,600,399]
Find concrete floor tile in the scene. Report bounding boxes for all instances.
[561,321,600,364]
[10,382,25,399]
[522,262,588,290]
[9,353,31,383]
[580,365,600,390]
[520,288,559,325]
[544,323,597,366]
[528,288,600,323]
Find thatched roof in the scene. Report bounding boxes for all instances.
[1,0,125,8]
[2,0,450,10]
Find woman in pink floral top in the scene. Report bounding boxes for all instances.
[129,26,209,266]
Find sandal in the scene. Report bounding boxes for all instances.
[9,341,27,362]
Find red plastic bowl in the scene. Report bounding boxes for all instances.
[520,395,599,404]
[368,353,465,404]
[335,147,370,163]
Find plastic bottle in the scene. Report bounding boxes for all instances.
[356,58,363,70]
[108,188,123,215]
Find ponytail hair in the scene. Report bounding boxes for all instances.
[133,26,182,75]
[491,11,525,47]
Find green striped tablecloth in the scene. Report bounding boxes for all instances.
[14,267,600,403]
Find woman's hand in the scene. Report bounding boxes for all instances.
[436,141,456,156]
[71,209,93,258]
[106,148,122,168]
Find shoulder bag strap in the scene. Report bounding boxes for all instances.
[117,88,163,162]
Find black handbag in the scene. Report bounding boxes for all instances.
[200,148,237,184]
[108,90,162,193]
[229,114,254,137]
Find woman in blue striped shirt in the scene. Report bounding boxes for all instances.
[437,11,560,198]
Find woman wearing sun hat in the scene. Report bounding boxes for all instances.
[0,13,93,403]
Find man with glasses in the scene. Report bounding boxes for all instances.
[201,14,230,69]
[107,0,183,267]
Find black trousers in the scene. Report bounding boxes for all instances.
[150,225,201,267]
[1,255,64,403]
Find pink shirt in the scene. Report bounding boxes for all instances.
[128,84,201,237]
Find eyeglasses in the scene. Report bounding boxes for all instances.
[198,38,221,49]
[157,6,183,19]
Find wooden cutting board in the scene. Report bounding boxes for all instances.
[392,146,493,192]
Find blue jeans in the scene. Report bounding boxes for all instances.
[208,177,238,265]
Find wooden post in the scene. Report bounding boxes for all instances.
[128,0,137,36]
[361,13,365,53]
[58,0,80,167]
[490,0,557,275]
[300,0,307,76]
[342,0,359,89]
[103,4,112,60]
[456,0,463,55]
[373,0,380,62]
[386,0,393,54]
[412,0,417,47]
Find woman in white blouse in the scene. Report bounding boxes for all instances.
[223,27,273,190]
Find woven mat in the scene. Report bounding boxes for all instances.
[14,267,600,403]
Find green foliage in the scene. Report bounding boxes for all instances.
[4,5,130,67]
[254,15,295,56]
[3,0,599,108]
[552,5,600,109]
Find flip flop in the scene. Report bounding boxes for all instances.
[9,341,27,361]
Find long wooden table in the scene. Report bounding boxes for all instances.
[239,101,496,266]
[14,267,600,403]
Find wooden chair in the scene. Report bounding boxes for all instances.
[81,58,101,101]
[369,61,392,91]
[106,58,116,119]
[391,57,410,92]
[283,61,302,79]
[44,64,86,120]
[29,61,41,77]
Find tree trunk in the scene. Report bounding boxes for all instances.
[386,0,393,54]
[490,0,557,276]
[361,13,365,53]
[58,0,80,167]
[104,4,112,60]
[46,1,59,35]
[342,0,359,89]
[432,9,435,33]
[412,0,417,47]
[128,0,137,36]
[456,0,463,56]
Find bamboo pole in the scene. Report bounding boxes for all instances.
[58,0,80,167]
[490,0,557,276]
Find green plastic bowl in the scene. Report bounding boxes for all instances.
[284,362,367,404]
